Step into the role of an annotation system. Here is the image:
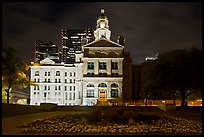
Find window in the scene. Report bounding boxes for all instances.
[69,92,72,100]
[34,92,36,95]
[58,79,61,83]
[99,62,106,69]
[45,79,47,82]
[45,72,47,76]
[37,86,39,90]
[73,92,75,100]
[65,79,67,83]
[87,84,94,87]
[111,89,118,97]
[73,86,75,91]
[38,79,40,82]
[44,86,47,90]
[111,83,118,88]
[48,72,50,76]
[88,62,94,69]
[74,72,76,77]
[34,78,36,82]
[70,72,72,77]
[87,89,94,97]
[65,86,67,91]
[55,79,57,83]
[55,86,57,90]
[65,72,67,76]
[48,79,51,82]
[34,86,36,90]
[74,79,75,83]
[56,71,60,76]
[35,71,39,76]
[44,92,47,98]
[58,86,61,90]
[65,92,68,100]
[70,79,72,83]
[98,83,107,87]
[111,83,119,97]
[70,86,72,91]
[48,86,50,90]
[112,62,118,70]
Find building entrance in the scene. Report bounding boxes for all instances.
[98,88,107,102]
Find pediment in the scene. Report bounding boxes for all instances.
[84,38,123,48]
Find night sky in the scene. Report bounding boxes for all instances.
[2,2,202,65]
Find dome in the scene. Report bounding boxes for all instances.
[98,9,108,20]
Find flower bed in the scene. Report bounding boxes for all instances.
[19,109,202,135]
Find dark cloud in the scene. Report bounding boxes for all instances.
[2,2,202,65]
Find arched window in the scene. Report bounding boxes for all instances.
[56,71,60,76]
[111,83,118,88]
[87,84,94,87]
[98,83,107,87]
[87,89,94,97]
[35,71,39,76]
[111,83,119,97]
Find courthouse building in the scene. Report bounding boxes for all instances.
[30,9,125,106]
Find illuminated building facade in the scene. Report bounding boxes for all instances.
[30,58,83,106]
[30,9,124,106]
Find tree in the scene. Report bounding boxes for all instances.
[2,46,36,104]
[142,48,202,108]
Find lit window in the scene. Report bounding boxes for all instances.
[35,71,39,76]
[99,62,106,69]
[88,62,94,69]
[98,83,107,87]
[111,62,118,70]
[87,89,94,97]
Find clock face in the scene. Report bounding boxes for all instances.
[100,22,105,28]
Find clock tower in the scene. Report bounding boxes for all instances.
[94,9,111,40]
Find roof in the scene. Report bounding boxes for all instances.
[84,38,124,48]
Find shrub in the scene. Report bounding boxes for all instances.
[134,113,161,123]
